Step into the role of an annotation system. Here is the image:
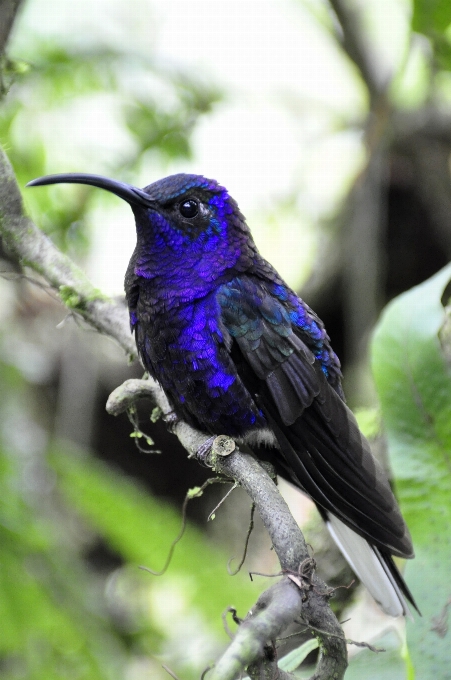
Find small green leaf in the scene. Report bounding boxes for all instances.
[187,486,203,499]
[59,284,81,309]
[150,406,162,423]
[278,637,319,672]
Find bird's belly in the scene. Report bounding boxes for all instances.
[155,351,267,439]
[141,338,265,438]
[136,296,268,438]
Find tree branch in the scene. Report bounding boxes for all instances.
[208,452,347,680]
[0,0,23,57]
[0,147,137,358]
[328,0,389,102]
[0,144,347,678]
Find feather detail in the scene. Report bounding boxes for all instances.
[326,515,416,617]
[217,274,417,615]
[264,405,413,557]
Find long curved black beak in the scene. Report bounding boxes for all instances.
[26,173,155,208]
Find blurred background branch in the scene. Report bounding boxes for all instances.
[0,0,23,56]
[329,0,390,100]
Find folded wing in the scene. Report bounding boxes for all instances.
[218,276,417,615]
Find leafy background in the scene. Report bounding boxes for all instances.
[1,0,451,678]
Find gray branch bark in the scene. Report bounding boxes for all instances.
[0,144,347,678]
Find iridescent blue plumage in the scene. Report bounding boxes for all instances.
[27,170,417,617]
[124,174,341,439]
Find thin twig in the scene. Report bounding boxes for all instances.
[249,570,283,582]
[227,503,255,575]
[295,620,385,654]
[126,405,160,454]
[222,606,243,640]
[207,482,238,521]
[139,477,230,576]
[161,664,182,680]
[200,663,215,680]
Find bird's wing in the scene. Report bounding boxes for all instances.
[124,253,141,332]
[217,277,413,560]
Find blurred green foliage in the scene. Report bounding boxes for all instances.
[343,633,412,680]
[2,0,451,678]
[0,360,128,679]
[50,442,259,628]
[0,354,259,679]
[412,0,451,70]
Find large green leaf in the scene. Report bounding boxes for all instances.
[343,633,410,680]
[372,264,451,679]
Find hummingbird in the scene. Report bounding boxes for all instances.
[28,171,418,617]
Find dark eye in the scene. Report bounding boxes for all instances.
[179,199,198,218]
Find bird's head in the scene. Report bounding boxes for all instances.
[27,172,257,293]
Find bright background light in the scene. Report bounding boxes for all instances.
[14,0,411,293]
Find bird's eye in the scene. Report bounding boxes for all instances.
[179,199,198,218]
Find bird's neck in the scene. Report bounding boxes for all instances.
[129,232,258,312]
[125,248,243,315]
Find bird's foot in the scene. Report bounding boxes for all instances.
[162,410,179,433]
[196,435,218,465]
